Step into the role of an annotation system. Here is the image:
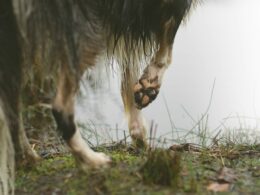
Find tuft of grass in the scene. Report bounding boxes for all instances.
[140,149,181,187]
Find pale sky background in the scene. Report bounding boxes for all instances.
[76,0,260,143]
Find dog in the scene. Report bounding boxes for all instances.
[0,1,22,194]
[0,0,199,194]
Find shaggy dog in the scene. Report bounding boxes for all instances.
[0,0,199,194]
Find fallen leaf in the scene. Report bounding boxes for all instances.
[207,182,230,192]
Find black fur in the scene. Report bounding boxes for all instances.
[103,0,192,48]
[52,109,76,141]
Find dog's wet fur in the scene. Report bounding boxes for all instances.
[0,0,199,194]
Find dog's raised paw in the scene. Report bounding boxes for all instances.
[133,78,160,109]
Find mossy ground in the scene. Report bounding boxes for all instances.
[16,106,260,194]
[15,144,260,195]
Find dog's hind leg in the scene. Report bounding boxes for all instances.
[11,113,41,166]
[52,67,111,170]
[121,69,147,148]
[134,17,183,109]
[0,0,40,166]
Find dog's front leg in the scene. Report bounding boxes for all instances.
[134,17,181,109]
[52,68,111,170]
[121,69,147,148]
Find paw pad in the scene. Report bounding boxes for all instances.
[133,78,160,109]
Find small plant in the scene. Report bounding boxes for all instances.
[140,149,181,187]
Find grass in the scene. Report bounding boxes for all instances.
[15,142,260,195]
[17,104,260,194]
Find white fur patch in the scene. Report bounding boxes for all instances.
[68,129,111,169]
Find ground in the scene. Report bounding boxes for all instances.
[16,143,260,194]
[16,106,260,194]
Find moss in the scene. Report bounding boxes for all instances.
[16,146,260,195]
[140,149,181,187]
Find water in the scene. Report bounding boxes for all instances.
[76,0,260,145]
